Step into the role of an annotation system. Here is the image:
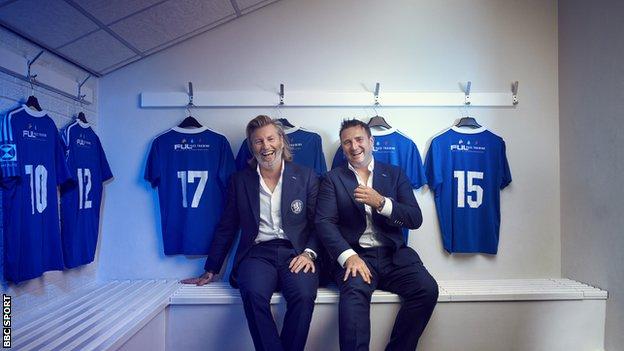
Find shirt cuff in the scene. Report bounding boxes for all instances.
[337,249,357,268]
[304,248,317,260]
[376,197,393,217]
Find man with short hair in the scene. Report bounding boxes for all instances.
[183,115,320,351]
[316,119,438,351]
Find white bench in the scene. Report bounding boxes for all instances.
[12,280,178,351]
[12,279,608,351]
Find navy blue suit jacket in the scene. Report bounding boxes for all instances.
[315,161,423,266]
[204,161,320,287]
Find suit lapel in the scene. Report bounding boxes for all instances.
[281,162,304,219]
[372,162,390,198]
[337,165,365,213]
[242,168,260,226]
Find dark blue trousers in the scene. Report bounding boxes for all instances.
[237,239,319,351]
[335,247,438,351]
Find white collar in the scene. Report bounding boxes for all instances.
[348,156,375,173]
[172,126,208,134]
[451,126,487,134]
[21,104,47,117]
[371,127,396,136]
[77,120,90,128]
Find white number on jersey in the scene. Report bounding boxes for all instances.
[77,168,93,209]
[177,170,208,208]
[453,170,483,208]
[25,164,48,214]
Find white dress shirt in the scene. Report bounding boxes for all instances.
[254,161,317,259]
[255,161,287,243]
[337,158,393,267]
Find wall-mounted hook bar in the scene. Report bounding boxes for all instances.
[77,74,91,101]
[511,81,519,105]
[464,81,472,105]
[279,83,285,105]
[374,82,380,106]
[188,82,194,106]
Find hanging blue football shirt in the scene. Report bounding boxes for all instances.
[425,126,512,254]
[145,126,235,255]
[331,128,426,189]
[236,127,327,176]
[60,120,113,268]
[1,106,72,283]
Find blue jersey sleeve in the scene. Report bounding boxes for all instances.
[499,140,512,189]
[98,138,113,182]
[331,146,346,170]
[313,134,327,175]
[0,112,19,180]
[235,139,253,171]
[424,140,443,193]
[218,138,236,194]
[55,130,73,186]
[145,139,161,187]
[406,141,427,189]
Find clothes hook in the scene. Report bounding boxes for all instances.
[464,81,472,105]
[279,83,284,105]
[511,81,519,105]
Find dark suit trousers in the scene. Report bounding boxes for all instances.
[237,239,319,351]
[335,247,438,351]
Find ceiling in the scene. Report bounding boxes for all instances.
[0,0,280,77]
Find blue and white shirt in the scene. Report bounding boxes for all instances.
[60,120,113,268]
[425,126,512,254]
[145,126,236,255]
[1,106,73,282]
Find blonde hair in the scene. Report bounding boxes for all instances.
[245,115,293,165]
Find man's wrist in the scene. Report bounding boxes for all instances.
[303,251,316,261]
[376,197,386,211]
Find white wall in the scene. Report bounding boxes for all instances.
[0,28,100,311]
[559,0,624,349]
[98,0,560,281]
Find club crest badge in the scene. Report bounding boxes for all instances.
[290,199,303,214]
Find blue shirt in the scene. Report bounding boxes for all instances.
[145,126,235,255]
[1,106,72,283]
[425,126,512,254]
[236,127,327,176]
[60,120,113,268]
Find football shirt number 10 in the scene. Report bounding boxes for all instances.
[25,164,47,214]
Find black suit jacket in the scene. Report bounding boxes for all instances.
[204,161,320,286]
[315,161,423,266]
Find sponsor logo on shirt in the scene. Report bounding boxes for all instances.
[450,139,486,153]
[76,134,93,147]
[373,141,396,153]
[22,130,47,140]
[174,138,211,151]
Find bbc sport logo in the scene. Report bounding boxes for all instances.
[3,294,11,348]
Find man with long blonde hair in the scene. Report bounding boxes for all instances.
[183,115,320,351]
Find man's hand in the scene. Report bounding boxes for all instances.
[289,253,316,274]
[180,271,217,286]
[343,254,372,284]
[354,185,384,209]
